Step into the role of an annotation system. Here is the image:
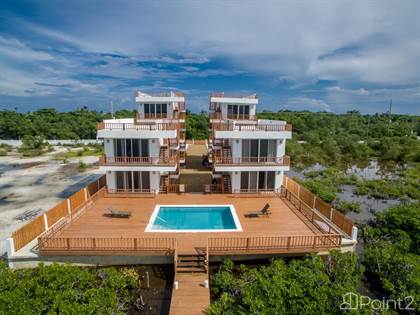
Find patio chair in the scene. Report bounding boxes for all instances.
[244,203,271,217]
[107,208,132,218]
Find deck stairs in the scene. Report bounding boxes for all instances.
[159,147,169,163]
[176,253,207,273]
[222,146,232,163]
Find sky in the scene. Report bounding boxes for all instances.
[0,0,419,114]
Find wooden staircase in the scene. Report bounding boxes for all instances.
[160,175,169,193]
[222,174,231,193]
[176,253,207,273]
[222,146,232,163]
[159,147,169,163]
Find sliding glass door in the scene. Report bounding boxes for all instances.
[240,171,276,191]
[114,139,149,157]
[144,103,168,117]
[115,171,150,191]
[242,139,276,161]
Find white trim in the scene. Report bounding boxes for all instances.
[145,204,243,233]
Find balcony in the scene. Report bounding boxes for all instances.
[99,155,178,166]
[212,122,292,132]
[97,122,179,131]
[214,155,290,166]
[227,114,256,120]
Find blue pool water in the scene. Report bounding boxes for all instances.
[150,206,238,231]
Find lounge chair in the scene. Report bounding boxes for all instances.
[244,203,271,217]
[107,208,132,218]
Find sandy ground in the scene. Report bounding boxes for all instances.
[0,147,103,255]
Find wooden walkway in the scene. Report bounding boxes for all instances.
[170,273,210,315]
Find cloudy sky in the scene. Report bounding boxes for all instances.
[0,0,419,114]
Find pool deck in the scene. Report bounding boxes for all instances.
[54,193,321,253]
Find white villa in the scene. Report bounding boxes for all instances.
[208,92,292,193]
[97,91,186,193]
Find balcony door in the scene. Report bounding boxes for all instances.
[114,139,149,157]
[240,171,275,191]
[228,105,250,119]
[144,103,167,118]
[116,171,150,191]
[242,139,276,162]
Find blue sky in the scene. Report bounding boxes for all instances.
[0,0,419,114]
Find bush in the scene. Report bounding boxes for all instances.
[0,262,139,314]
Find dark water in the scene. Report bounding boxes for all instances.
[119,265,174,315]
[287,160,403,223]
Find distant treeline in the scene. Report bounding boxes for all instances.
[1,108,419,165]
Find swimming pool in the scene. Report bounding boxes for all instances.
[145,205,242,232]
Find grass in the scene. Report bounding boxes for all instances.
[54,146,103,161]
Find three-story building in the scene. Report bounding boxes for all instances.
[97,91,186,193]
[208,92,291,193]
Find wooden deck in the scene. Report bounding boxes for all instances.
[170,273,210,315]
[52,193,321,253]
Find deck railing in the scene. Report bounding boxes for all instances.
[212,122,292,132]
[106,188,156,194]
[39,237,177,253]
[208,234,341,252]
[99,155,178,166]
[97,122,179,131]
[214,155,290,166]
[233,188,280,195]
[227,114,256,120]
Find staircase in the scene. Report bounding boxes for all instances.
[160,175,169,193]
[222,146,232,163]
[159,147,169,163]
[222,174,231,193]
[176,253,207,273]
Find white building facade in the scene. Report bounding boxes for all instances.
[97,91,186,193]
[208,93,291,193]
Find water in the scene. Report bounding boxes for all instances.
[150,206,238,230]
[287,160,404,223]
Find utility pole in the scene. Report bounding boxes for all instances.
[388,99,392,136]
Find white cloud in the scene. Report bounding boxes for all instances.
[282,97,332,112]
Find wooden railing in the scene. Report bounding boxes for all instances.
[208,234,341,252]
[283,176,354,237]
[214,155,290,166]
[227,114,256,120]
[142,113,168,119]
[212,122,292,132]
[97,122,179,131]
[99,155,178,166]
[234,188,280,195]
[210,92,258,99]
[106,188,156,194]
[280,186,340,235]
[39,237,177,253]
[11,176,106,252]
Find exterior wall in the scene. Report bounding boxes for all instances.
[150,171,160,192]
[104,139,114,157]
[221,104,228,118]
[97,129,177,139]
[149,139,160,157]
[230,171,240,192]
[231,139,242,159]
[106,171,116,190]
[275,171,283,190]
[276,139,285,157]
[214,130,292,140]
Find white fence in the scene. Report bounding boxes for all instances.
[0,139,102,147]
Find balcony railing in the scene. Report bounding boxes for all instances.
[214,155,290,166]
[99,155,178,166]
[227,114,256,120]
[212,122,292,132]
[210,92,258,99]
[209,112,222,120]
[97,122,179,131]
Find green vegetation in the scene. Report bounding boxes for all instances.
[362,203,420,311]
[0,262,139,314]
[0,143,12,156]
[209,252,368,315]
[258,111,419,168]
[54,144,103,161]
[17,135,52,157]
[186,111,209,140]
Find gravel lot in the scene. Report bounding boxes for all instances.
[0,148,102,255]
